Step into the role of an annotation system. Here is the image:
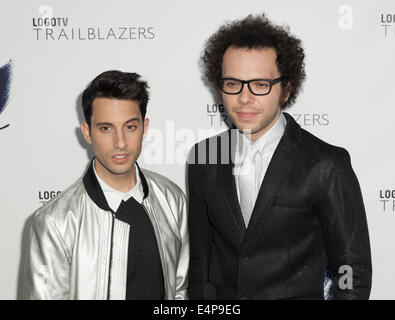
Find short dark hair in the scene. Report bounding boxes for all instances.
[203,13,306,108]
[82,70,150,126]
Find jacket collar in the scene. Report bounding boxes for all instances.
[83,159,149,212]
[282,112,302,148]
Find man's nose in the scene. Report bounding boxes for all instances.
[238,84,254,105]
[114,129,126,149]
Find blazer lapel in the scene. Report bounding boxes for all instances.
[245,113,302,238]
[217,129,246,239]
[218,163,246,238]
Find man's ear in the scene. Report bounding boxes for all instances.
[81,121,92,144]
[143,118,149,140]
[281,82,292,104]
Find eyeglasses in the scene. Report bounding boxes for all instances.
[219,77,282,96]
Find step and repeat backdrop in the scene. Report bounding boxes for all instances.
[0,0,394,299]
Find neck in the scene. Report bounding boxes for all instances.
[247,110,281,143]
[94,160,137,193]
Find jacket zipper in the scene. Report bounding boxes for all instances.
[107,212,115,300]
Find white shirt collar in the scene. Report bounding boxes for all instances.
[93,159,144,212]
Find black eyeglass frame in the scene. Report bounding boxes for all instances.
[219,77,282,96]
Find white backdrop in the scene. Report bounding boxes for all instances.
[0,0,394,299]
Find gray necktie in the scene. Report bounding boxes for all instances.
[238,145,259,226]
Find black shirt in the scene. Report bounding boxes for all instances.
[115,197,165,300]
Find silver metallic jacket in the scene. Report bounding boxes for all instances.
[22,164,189,300]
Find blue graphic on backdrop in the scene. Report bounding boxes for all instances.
[0,60,12,130]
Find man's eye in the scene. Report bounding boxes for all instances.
[254,81,269,87]
[126,125,137,130]
[226,81,237,87]
[100,126,110,132]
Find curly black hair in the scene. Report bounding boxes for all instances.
[82,70,150,127]
[203,13,305,108]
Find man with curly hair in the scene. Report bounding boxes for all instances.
[187,14,371,300]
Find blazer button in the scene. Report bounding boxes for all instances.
[240,296,248,300]
[241,251,249,261]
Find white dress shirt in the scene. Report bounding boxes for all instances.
[93,159,144,212]
[234,112,287,206]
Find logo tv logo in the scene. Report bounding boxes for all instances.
[0,60,12,130]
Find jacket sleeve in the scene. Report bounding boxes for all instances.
[174,190,189,300]
[22,212,71,300]
[319,149,372,299]
[187,162,211,299]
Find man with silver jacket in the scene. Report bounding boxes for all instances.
[22,70,189,300]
